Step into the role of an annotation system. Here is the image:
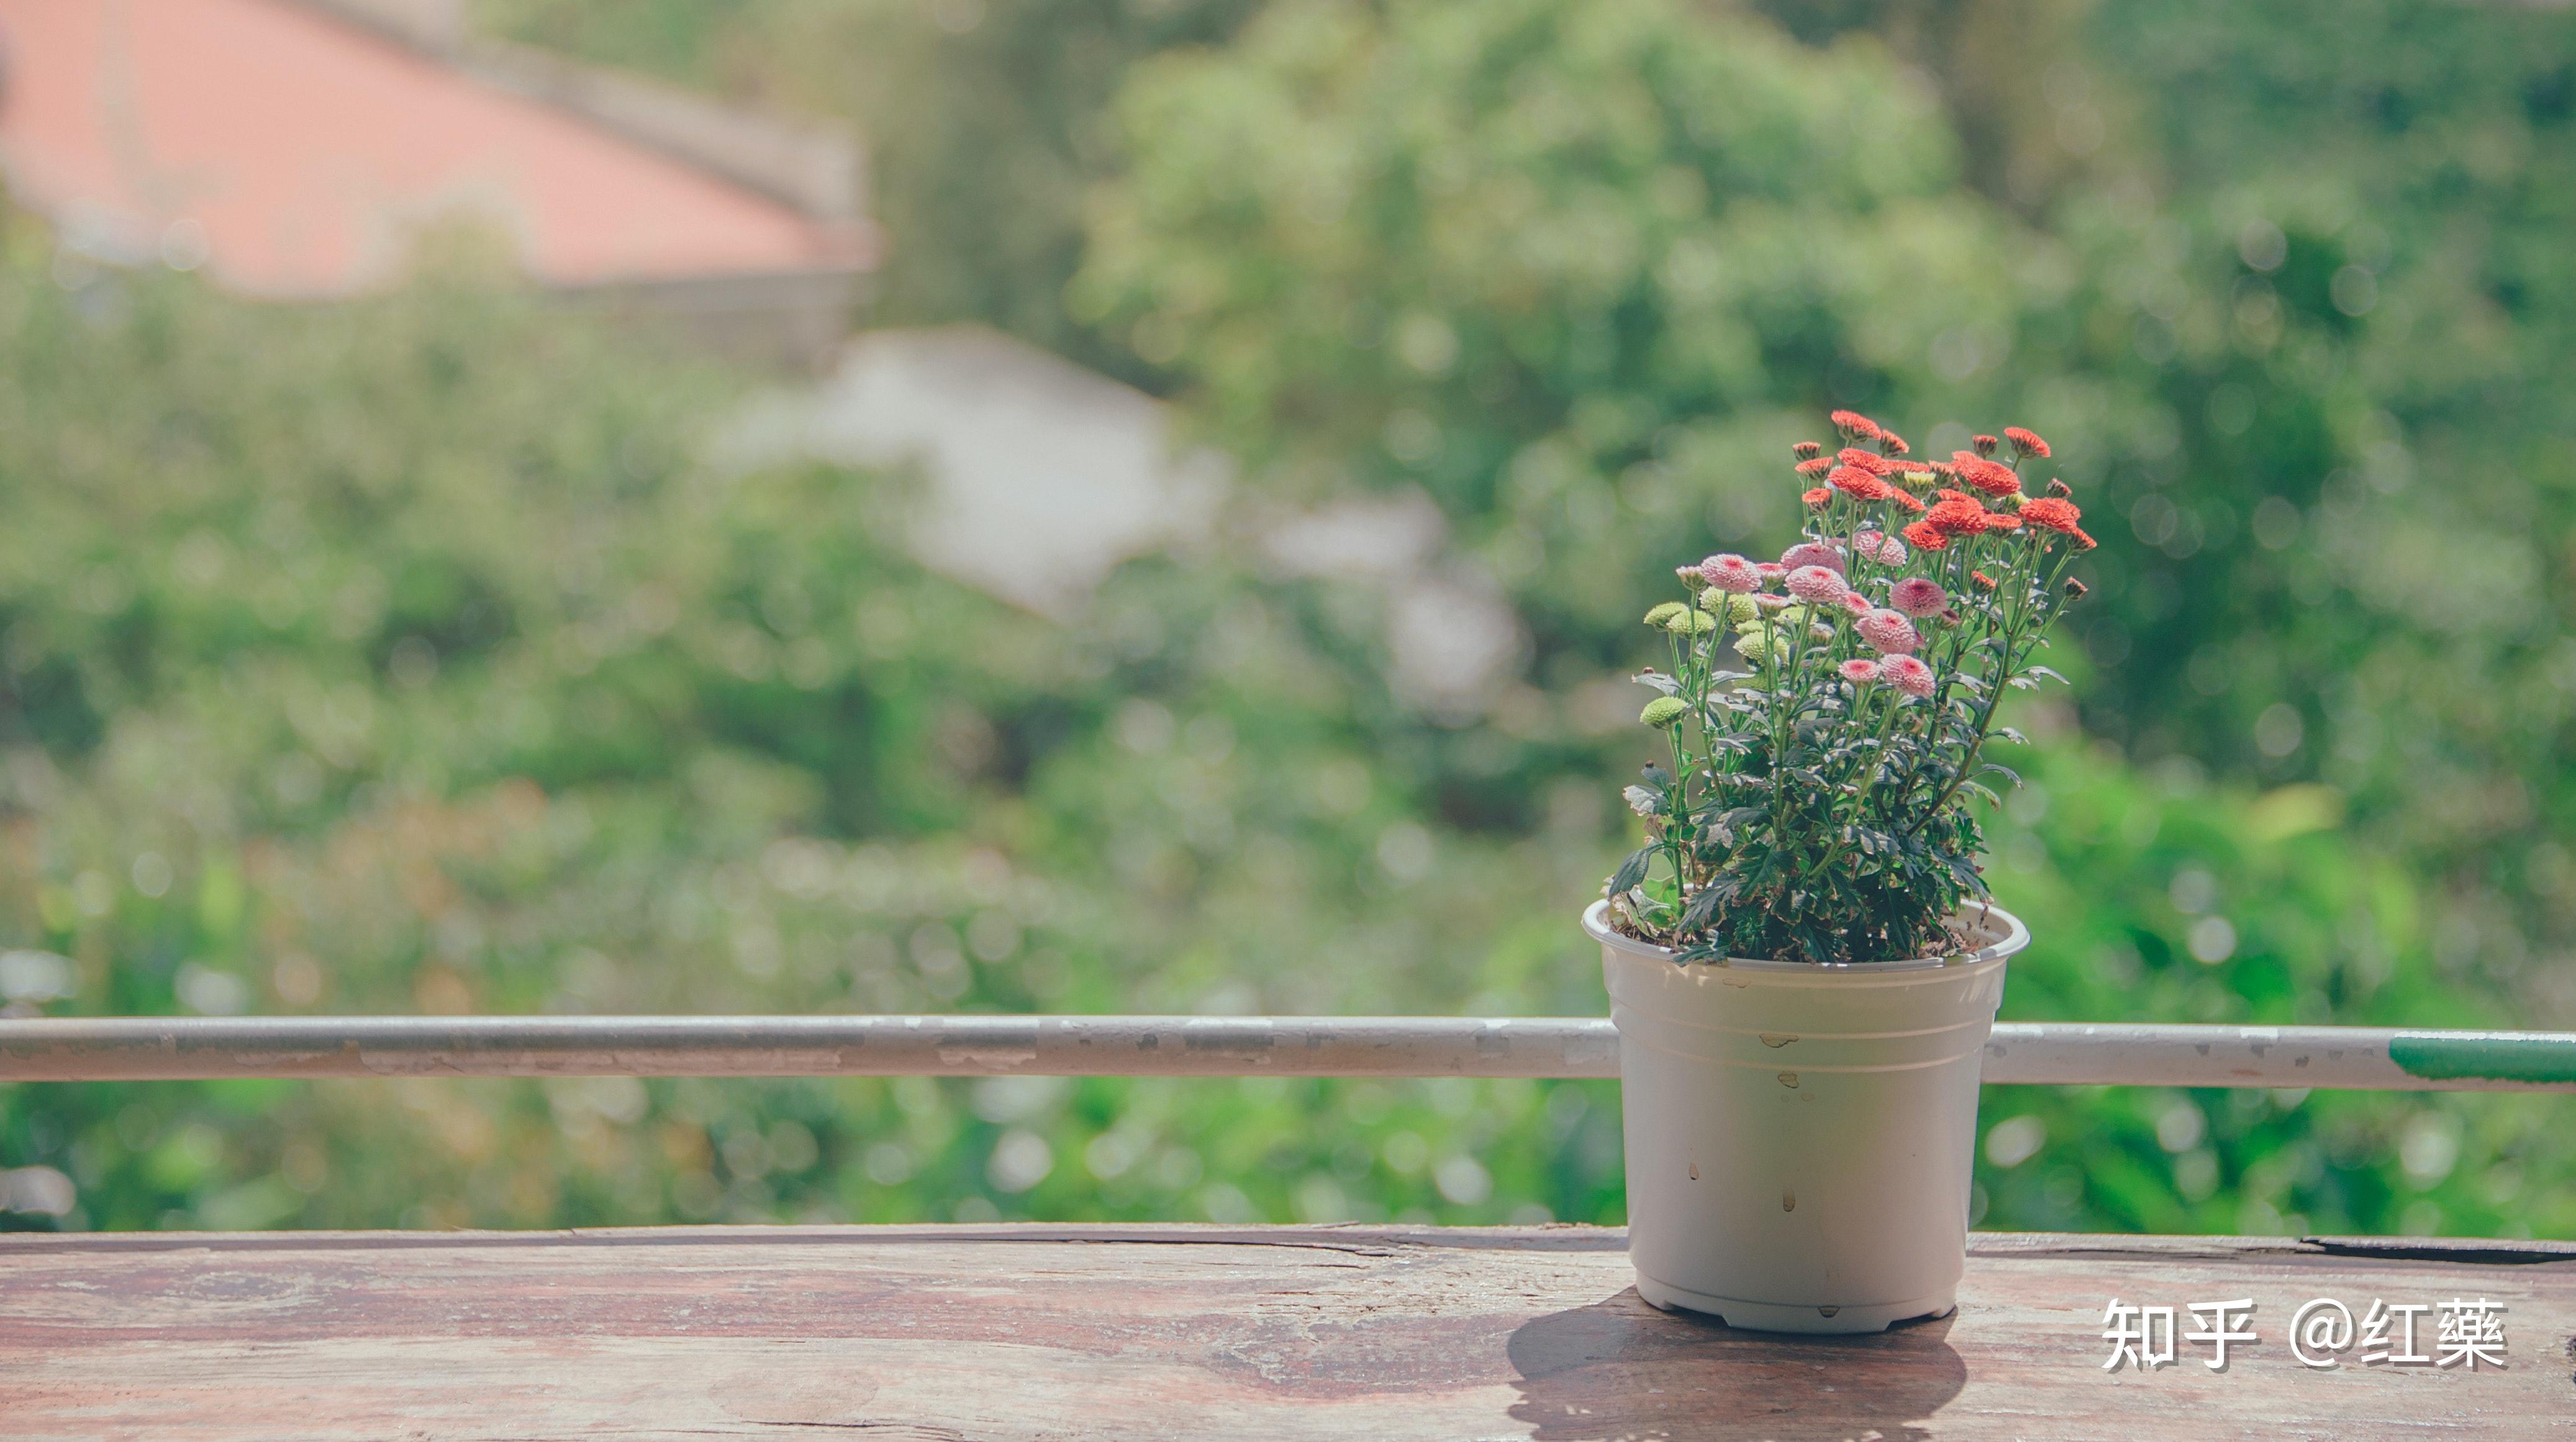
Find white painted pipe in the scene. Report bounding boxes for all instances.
[1977,1023,2576,1091]
[0,1015,1620,1082]
[0,1017,2567,1089]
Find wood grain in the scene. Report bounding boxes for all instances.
[2,1224,2570,1440]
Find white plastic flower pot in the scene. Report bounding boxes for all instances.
[1585,899,2028,1334]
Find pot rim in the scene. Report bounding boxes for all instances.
[1582,897,2028,974]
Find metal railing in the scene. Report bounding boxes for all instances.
[2,1016,2572,1091]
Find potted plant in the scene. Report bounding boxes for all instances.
[1587,411,2098,1333]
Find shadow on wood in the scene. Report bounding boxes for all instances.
[1509,1292,1966,1442]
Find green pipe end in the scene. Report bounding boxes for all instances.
[2388,1033,2576,1086]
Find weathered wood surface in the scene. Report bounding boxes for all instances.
[1,1224,2570,1440]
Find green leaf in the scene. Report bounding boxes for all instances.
[1680,886,1725,932]
[1609,846,1654,894]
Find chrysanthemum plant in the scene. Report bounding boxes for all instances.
[1607,412,2099,964]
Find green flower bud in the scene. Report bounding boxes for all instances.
[1644,601,1687,628]
[1664,609,1717,635]
[1698,587,1764,620]
[1640,696,1690,728]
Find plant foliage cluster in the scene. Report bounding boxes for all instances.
[1608,420,2092,963]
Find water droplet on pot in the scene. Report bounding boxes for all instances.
[1759,1033,1798,1048]
[1818,1305,1839,1318]
[1782,1190,1795,1212]
[1689,1163,1698,1181]
[1777,1071,1798,1088]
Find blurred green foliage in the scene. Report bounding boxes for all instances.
[476,0,1263,377]
[5,0,2574,1240]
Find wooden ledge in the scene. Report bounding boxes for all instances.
[3,1224,2570,1439]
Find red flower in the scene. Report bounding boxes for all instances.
[2065,578,2090,599]
[1879,432,1912,456]
[1830,410,1882,442]
[1828,465,1892,500]
[1843,447,1917,479]
[2045,478,2073,498]
[1900,519,1949,551]
[1802,486,1833,508]
[1972,434,1999,457]
[1984,510,2024,531]
[1972,571,1998,590]
[2004,427,2051,459]
[1949,451,2022,498]
[1925,496,1991,537]
[2072,528,2099,551]
[1792,441,1823,461]
[1887,489,1928,514]
[1795,456,1834,478]
[2017,497,2084,534]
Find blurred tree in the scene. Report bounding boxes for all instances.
[1066,0,2576,1231]
[1071,0,2576,1024]
[477,0,1262,379]
[1982,1,2576,1021]
[0,242,1636,1231]
[1074,0,2032,679]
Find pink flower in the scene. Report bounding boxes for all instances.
[1697,553,1760,593]
[1780,541,1846,575]
[1785,565,1849,604]
[1888,576,1948,618]
[1856,608,1920,655]
[1853,529,1910,566]
[1883,654,1936,697]
[1754,561,1787,579]
[1836,590,1871,615]
[1838,658,1881,684]
[1753,593,1791,612]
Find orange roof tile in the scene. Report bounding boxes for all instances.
[0,0,859,294]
